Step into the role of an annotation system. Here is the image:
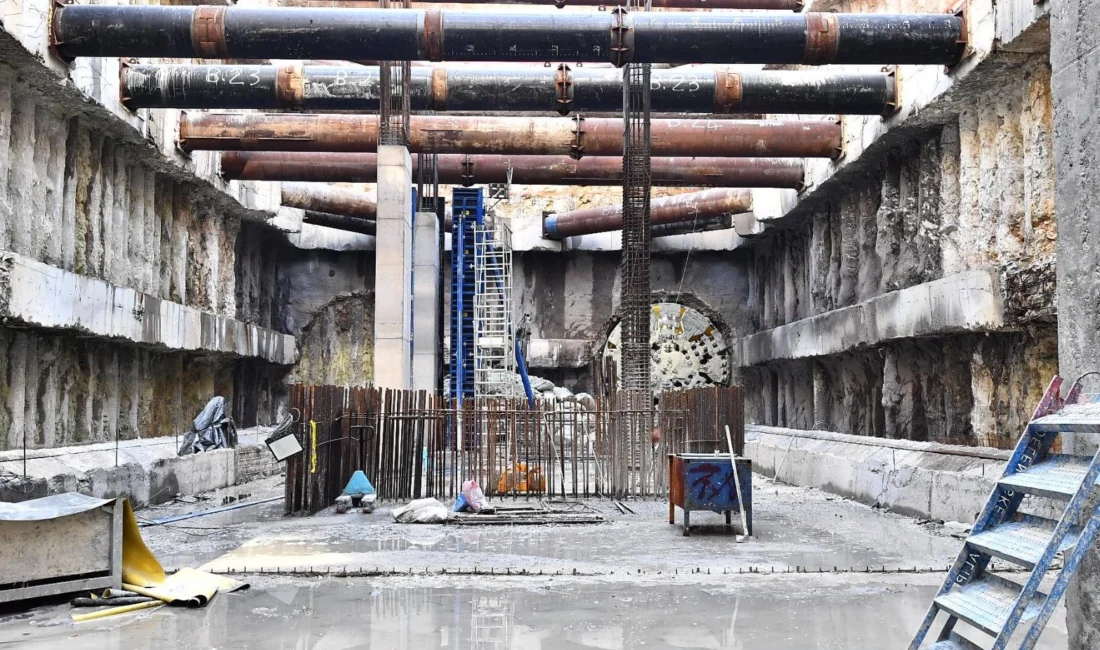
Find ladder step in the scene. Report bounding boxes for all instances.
[1030,402,1100,433]
[931,632,986,650]
[999,454,1095,499]
[934,573,1046,638]
[967,515,1081,569]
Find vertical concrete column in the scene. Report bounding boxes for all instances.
[1052,3,1100,647]
[372,145,414,389]
[412,210,440,392]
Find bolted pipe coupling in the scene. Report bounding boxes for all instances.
[609,7,634,68]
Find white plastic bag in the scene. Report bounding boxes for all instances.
[461,479,489,513]
[392,497,449,523]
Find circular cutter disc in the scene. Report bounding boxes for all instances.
[603,302,729,392]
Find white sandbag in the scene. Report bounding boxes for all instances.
[392,497,450,524]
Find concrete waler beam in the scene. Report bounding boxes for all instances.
[544,188,752,239]
[50,6,967,67]
[222,152,806,189]
[184,114,842,158]
[122,64,898,116]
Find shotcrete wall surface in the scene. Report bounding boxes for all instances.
[1051,0,1100,645]
[739,31,1057,447]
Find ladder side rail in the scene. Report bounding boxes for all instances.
[1019,488,1100,650]
[910,377,1065,650]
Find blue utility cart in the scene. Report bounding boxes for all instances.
[668,453,752,537]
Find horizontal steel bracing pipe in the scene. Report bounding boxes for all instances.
[286,0,804,9]
[182,114,842,158]
[51,6,967,66]
[221,152,806,188]
[303,210,377,235]
[650,213,733,238]
[281,183,377,219]
[544,187,752,238]
[122,64,897,116]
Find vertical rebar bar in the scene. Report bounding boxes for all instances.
[379,0,411,146]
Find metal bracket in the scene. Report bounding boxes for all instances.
[460,154,475,187]
[831,117,845,161]
[569,114,586,160]
[118,58,135,113]
[555,64,575,116]
[947,0,970,71]
[47,0,73,63]
[609,7,634,68]
[882,66,900,117]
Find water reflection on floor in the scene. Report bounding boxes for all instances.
[0,581,1070,650]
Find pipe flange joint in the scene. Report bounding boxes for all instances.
[422,10,444,62]
[191,6,228,59]
[609,7,634,69]
[461,154,475,187]
[276,64,306,109]
[569,115,586,160]
[713,70,742,114]
[803,13,839,65]
[555,64,575,116]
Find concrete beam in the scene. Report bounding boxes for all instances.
[372,146,414,389]
[412,210,440,392]
[0,252,295,365]
[737,270,1005,366]
[745,424,1011,524]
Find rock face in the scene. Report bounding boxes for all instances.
[0,72,296,449]
[742,53,1057,447]
[603,302,729,392]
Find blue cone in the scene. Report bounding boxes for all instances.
[342,470,375,497]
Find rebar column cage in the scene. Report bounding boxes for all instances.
[619,1,653,394]
[378,0,412,145]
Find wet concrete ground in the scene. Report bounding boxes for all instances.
[0,476,1071,649]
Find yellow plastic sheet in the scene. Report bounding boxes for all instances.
[73,499,248,621]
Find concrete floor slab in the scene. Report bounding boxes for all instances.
[0,475,1071,649]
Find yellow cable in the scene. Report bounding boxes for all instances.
[310,420,317,474]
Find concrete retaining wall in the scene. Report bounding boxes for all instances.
[0,428,281,505]
[744,424,1010,524]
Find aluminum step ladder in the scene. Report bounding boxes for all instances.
[909,375,1100,650]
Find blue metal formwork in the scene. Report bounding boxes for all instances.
[448,188,484,404]
[909,374,1100,650]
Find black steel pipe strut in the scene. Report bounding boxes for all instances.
[51,6,967,66]
[121,63,898,116]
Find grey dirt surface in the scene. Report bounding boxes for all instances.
[0,474,1071,649]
